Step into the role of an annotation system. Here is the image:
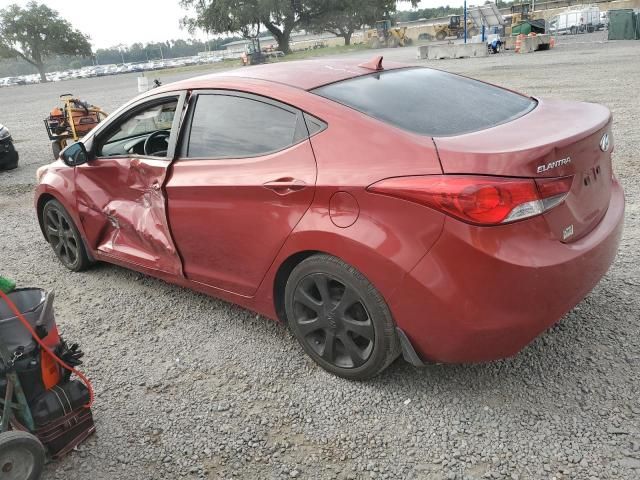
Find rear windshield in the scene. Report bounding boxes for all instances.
[312,68,536,137]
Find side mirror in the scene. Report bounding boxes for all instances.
[61,142,89,166]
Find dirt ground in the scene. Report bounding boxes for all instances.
[1,33,639,479]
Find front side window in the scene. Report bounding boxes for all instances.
[98,98,178,157]
[186,94,299,159]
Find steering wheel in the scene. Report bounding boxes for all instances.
[143,130,170,156]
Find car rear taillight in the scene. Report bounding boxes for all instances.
[367,175,574,226]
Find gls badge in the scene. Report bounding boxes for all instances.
[537,157,571,174]
[563,224,574,241]
[600,133,610,152]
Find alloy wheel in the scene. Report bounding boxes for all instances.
[292,273,375,368]
[44,206,79,267]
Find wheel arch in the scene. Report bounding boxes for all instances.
[273,250,320,323]
[36,190,96,262]
[265,230,411,326]
[36,192,59,241]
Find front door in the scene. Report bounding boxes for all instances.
[165,91,317,296]
[75,93,186,276]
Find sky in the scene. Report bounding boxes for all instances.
[0,0,466,50]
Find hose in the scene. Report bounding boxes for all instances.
[0,290,94,408]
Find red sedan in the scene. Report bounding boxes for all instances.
[35,58,624,379]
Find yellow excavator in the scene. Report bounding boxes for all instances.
[367,20,412,48]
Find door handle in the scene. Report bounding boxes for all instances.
[263,177,307,195]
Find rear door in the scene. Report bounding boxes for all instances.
[75,92,187,276]
[165,91,317,296]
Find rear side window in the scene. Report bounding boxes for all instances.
[187,94,300,158]
[313,68,536,137]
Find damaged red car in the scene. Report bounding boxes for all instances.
[35,58,624,379]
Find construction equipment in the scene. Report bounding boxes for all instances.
[241,37,267,66]
[433,15,479,41]
[367,20,412,48]
[0,278,95,480]
[44,94,107,160]
[510,3,531,24]
[505,3,545,36]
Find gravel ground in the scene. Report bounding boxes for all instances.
[1,33,639,480]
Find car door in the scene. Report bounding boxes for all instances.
[165,91,319,297]
[75,92,187,276]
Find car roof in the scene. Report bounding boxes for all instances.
[164,57,408,92]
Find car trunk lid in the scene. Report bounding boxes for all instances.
[433,98,613,242]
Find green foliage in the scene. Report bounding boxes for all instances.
[181,0,310,53]
[303,0,397,45]
[0,38,241,77]
[393,5,464,22]
[0,1,91,81]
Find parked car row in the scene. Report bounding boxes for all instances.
[0,55,223,88]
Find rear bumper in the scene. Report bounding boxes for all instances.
[390,178,625,364]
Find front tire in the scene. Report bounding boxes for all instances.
[42,199,91,272]
[284,254,400,380]
[0,431,45,480]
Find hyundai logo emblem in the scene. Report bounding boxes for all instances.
[600,133,610,152]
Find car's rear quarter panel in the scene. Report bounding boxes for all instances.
[250,93,448,322]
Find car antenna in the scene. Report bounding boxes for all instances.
[358,56,384,71]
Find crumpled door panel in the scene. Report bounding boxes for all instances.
[75,157,182,276]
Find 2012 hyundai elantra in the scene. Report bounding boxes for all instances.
[35,57,624,379]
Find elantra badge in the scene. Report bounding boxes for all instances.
[537,157,571,174]
[600,133,610,152]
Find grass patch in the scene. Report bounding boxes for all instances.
[152,43,371,77]
[273,43,369,61]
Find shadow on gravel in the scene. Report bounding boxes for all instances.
[78,260,627,406]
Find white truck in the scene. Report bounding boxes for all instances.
[549,5,602,34]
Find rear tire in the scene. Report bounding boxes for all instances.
[284,254,400,380]
[42,199,91,272]
[436,30,446,41]
[0,431,45,480]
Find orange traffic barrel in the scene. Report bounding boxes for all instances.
[515,34,524,53]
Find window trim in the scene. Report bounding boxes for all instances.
[92,91,188,161]
[177,90,315,161]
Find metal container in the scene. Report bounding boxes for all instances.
[608,9,636,40]
[0,289,55,353]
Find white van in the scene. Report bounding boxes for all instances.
[549,6,601,34]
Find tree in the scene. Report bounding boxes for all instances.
[304,0,397,46]
[181,0,307,54]
[0,2,92,82]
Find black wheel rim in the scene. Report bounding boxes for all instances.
[45,207,79,267]
[292,273,375,369]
